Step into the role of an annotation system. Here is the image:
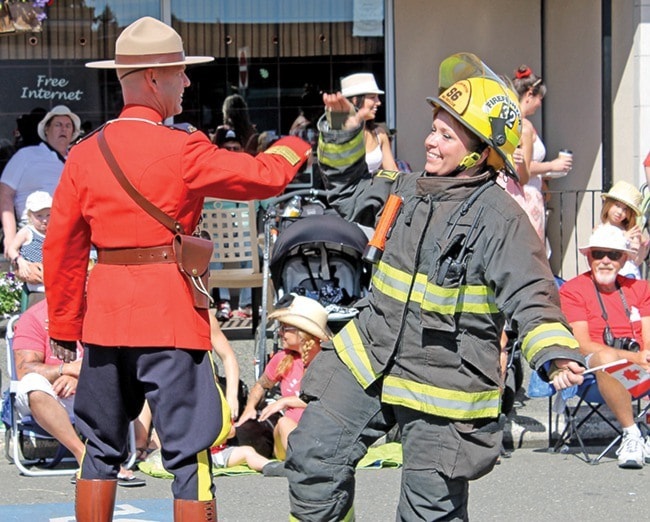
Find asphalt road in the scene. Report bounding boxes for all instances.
[0,445,647,521]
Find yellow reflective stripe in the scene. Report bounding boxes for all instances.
[372,260,412,302]
[333,321,379,389]
[373,260,498,315]
[197,450,213,501]
[421,284,498,314]
[208,351,233,446]
[318,131,365,168]
[421,285,460,314]
[382,375,501,420]
[521,322,580,361]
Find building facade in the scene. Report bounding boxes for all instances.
[1,0,649,279]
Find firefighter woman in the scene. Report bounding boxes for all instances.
[284,55,585,521]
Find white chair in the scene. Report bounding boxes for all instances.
[4,314,136,476]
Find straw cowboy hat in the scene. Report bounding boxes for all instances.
[37,105,81,142]
[340,73,384,98]
[268,294,332,341]
[601,180,642,216]
[578,224,636,255]
[86,16,213,70]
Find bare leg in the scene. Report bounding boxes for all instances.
[28,390,84,462]
[226,446,270,472]
[273,416,297,461]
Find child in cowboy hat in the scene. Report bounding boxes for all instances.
[598,180,649,278]
[236,294,331,463]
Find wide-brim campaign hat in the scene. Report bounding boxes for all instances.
[600,180,642,216]
[268,294,332,341]
[578,224,636,255]
[37,105,81,141]
[86,16,214,69]
[340,73,384,97]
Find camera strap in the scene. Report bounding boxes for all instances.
[591,277,637,339]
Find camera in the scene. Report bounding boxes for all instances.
[603,327,640,352]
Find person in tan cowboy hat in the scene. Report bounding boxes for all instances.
[599,180,648,279]
[236,294,331,469]
[43,16,311,522]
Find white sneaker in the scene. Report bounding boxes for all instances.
[616,434,645,469]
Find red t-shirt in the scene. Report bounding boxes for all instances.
[12,300,84,366]
[559,272,650,345]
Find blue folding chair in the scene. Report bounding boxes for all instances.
[548,372,649,464]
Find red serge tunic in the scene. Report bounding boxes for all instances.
[43,105,310,350]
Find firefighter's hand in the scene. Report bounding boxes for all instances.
[323,92,369,130]
[50,339,78,363]
[549,360,584,390]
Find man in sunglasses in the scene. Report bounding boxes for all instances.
[560,224,650,468]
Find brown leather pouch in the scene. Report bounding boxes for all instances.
[173,234,214,309]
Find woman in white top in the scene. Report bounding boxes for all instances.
[340,73,397,174]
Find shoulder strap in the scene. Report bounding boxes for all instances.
[97,128,185,235]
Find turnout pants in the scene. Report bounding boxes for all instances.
[285,348,503,521]
[74,345,230,500]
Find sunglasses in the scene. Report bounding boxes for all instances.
[591,249,624,261]
[278,325,298,334]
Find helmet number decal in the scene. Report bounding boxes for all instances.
[499,103,518,130]
[440,80,471,114]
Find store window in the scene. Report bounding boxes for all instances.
[0,1,385,153]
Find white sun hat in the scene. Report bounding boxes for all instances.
[86,16,214,70]
[37,105,81,142]
[340,73,384,98]
[578,224,635,255]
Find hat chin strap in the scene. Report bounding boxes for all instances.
[118,68,148,81]
[445,149,484,177]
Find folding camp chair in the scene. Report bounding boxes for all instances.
[4,314,136,476]
[551,373,650,464]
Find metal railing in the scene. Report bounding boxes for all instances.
[545,189,603,280]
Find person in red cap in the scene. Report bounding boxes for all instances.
[43,16,310,522]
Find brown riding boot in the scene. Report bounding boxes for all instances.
[75,478,117,522]
[173,498,218,521]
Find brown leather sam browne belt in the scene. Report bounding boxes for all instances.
[96,246,175,265]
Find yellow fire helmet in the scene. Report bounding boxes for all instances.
[427,74,522,179]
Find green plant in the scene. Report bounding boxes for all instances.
[0,271,23,316]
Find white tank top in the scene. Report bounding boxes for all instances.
[365,129,383,174]
[528,134,547,191]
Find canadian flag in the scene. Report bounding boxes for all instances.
[605,361,650,398]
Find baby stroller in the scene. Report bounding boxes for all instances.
[270,213,370,318]
[253,189,371,377]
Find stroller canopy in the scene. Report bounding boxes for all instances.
[270,214,368,283]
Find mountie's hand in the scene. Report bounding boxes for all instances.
[50,339,78,363]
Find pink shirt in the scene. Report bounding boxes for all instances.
[12,300,84,365]
[264,349,305,423]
